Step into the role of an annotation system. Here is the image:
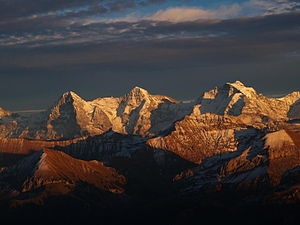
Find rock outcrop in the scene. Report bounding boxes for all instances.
[0,81,300,212]
[0,87,192,139]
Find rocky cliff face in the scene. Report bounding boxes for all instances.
[0,148,126,207]
[170,128,300,205]
[0,87,192,139]
[45,91,111,138]
[1,148,125,191]
[2,81,299,140]
[0,81,300,221]
[199,81,300,120]
[147,81,300,164]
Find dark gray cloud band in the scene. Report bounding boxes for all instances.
[0,12,300,67]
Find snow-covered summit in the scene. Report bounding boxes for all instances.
[226,81,256,97]
[57,91,85,104]
[128,86,149,96]
[198,80,300,119]
[1,81,300,140]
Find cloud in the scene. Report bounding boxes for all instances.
[148,5,243,22]
[0,0,183,23]
[107,0,137,12]
[87,0,300,24]
[0,0,99,21]
[1,11,300,69]
[145,0,300,22]
[0,0,166,27]
[0,7,300,111]
[1,8,300,49]
[0,0,299,50]
[246,0,300,15]
[0,0,299,36]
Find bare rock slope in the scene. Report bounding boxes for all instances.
[0,81,300,211]
[0,87,192,139]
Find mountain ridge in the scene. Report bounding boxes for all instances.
[0,81,300,224]
[0,86,193,139]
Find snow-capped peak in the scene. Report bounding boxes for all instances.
[198,81,258,116]
[120,86,150,105]
[128,86,149,97]
[60,91,83,103]
[227,80,245,87]
[226,81,256,97]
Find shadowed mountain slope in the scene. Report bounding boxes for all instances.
[0,81,299,224]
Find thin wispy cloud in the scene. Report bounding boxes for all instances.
[247,0,300,15]
[147,5,243,22]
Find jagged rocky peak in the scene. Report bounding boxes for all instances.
[118,86,152,116]
[198,81,254,116]
[226,80,256,96]
[43,90,94,139]
[226,80,246,88]
[122,86,150,103]
[202,81,256,101]
[124,86,178,103]
[59,91,85,104]
[0,106,11,118]
[196,80,300,120]
[48,90,86,119]
[130,86,149,95]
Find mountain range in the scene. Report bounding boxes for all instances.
[1,81,300,225]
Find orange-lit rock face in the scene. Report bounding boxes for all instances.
[0,148,126,206]
[0,137,85,154]
[0,87,192,140]
[147,112,243,164]
[172,127,300,197]
[0,81,300,209]
[0,137,87,167]
[22,149,126,193]
[265,130,300,186]
[199,81,300,120]
[1,81,300,141]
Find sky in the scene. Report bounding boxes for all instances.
[0,0,300,111]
